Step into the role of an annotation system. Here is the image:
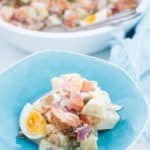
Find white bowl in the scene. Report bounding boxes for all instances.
[0,0,148,54]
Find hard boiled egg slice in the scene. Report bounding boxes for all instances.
[80,9,108,26]
[19,103,46,139]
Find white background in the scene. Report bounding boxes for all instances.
[0,39,110,71]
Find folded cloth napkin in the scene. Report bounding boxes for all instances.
[110,8,150,150]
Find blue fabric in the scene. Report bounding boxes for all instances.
[110,8,150,141]
[110,8,150,94]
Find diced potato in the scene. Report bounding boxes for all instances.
[35,7,49,20]
[81,97,107,119]
[52,74,83,91]
[28,1,49,21]
[48,15,62,25]
[74,8,88,19]
[108,0,119,4]
[62,73,83,91]
[21,0,30,3]
[39,139,52,150]
[46,124,59,134]
[89,91,111,104]
[46,124,71,147]
[80,134,98,150]
[95,111,120,130]
[28,8,38,19]
[39,139,69,150]
[57,132,71,146]
[51,77,64,90]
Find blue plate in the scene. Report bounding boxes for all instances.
[0,51,148,150]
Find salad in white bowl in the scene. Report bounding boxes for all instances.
[19,73,122,150]
[0,0,138,31]
[0,0,148,53]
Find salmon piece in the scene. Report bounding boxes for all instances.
[42,105,51,114]
[69,93,84,112]
[64,9,79,28]
[114,0,137,12]
[49,0,69,15]
[42,94,53,114]
[0,0,4,5]
[58,0,69,10]
[13,6,29,22]
[51,107,81,135]
[61,74,82,91]
[81,80,96,92]
[0,6,14,21]
[48,133,60,145]
[107,9,113,17]
[11,0,22,7]
[43,94,54,105]
[82,0,97,13]
[80,114,100,126]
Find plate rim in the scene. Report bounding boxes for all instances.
[0,49,149,149]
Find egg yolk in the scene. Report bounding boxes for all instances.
[84,14,96,24]
[26,110,46,136]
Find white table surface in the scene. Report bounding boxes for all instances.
[0,39,110,71]
[0,39,29,71]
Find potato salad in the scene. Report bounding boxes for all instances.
[0,0,138,31]
[19,73,122,150]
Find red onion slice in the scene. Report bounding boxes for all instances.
[76,125,91,141]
